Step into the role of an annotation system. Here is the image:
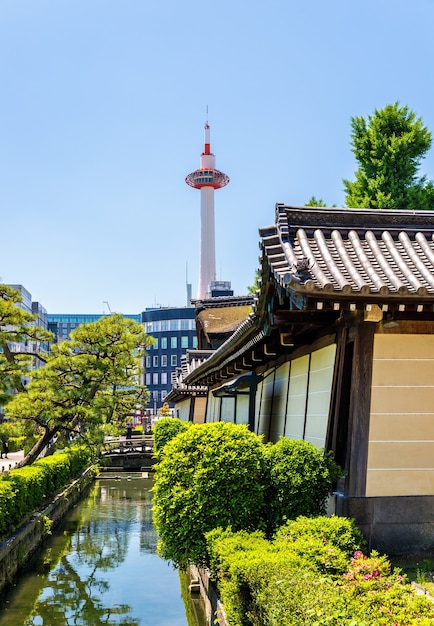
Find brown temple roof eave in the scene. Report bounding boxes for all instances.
[291,287,434,307]
[184,316,263,386]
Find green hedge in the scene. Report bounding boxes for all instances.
[0,445,94,539]
[206,521,434,625]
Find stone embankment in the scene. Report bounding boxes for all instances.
[0,464,96,593]
[189,564,228,626]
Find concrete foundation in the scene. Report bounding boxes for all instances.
[337,494,434,556]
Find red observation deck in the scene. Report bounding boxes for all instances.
[185,168,230,189]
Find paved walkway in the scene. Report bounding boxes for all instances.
[0,449,25,472]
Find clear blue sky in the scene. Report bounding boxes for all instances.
[1,0,434,314]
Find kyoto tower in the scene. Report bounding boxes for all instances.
[186,122,230,299]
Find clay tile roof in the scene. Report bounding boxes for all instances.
[260,204,434,299]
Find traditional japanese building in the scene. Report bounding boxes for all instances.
[175,203,434,554]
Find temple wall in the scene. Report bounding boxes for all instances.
[305,345,336,447]
[193,396,207,424]
[366,334,434,497]
[256,344,336,446]
[205,393,220,422]
[176,398,191,422]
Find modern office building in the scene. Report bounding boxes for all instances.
[141,307,197,412]
[47,313,141,342]
[8,284,50,368]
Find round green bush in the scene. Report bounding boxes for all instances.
[152,417,190,455]
[265,437,342,533]
[152,422,267,568]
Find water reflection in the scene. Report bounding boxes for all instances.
[0,478,207,626]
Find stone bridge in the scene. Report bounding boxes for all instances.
[100,435,156,472]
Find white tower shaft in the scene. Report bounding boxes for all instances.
[198,186,216,299]
[185,122,229,300]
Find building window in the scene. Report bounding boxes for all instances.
[161,337,167,349]
[146,357,151,368]
[181,336,188,348]
[161,372,167,385]
[145,373,151,385]
[171,355,177,366]
[170,320,179,331]
[153,373,159,385]
[161,390,167,401]
[153,355,159,367]
[161,320,169,331]
[180,319,189,330]
[171,337,177,349]
[153,338,159,349]
[161,355,167,367]
[193,336,198,349]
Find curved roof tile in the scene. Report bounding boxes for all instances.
[261,205,434,299]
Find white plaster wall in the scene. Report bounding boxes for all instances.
[304,344,336,448]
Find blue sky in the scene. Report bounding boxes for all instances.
[1,0,434,314]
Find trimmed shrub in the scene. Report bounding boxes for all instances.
[206,526,434,626]
[264,437,341,533]
[152,422,267,567]
[274,515,365,558]
[152,417,190,455]
[0,445,93,539]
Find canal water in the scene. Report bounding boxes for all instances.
[0,476,208,626]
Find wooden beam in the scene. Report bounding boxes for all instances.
[347,322,375,497]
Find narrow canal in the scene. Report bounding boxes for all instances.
[0,476,208,626]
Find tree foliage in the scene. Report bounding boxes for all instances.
[305,196,328,207]
[343,102,434,210]
[6,314,154,465]
[247,269,261,295]
[0,284,52,406]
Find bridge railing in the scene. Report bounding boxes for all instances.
[102,435,154,455]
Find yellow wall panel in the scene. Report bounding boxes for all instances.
[370,414,434,440]
[372,359,434,387]
[368,334,434,496]
[373,334,434,360]
[368,441,434,469]
[194,397,207,424]
[366,470,434,497]
[370,386,434,415]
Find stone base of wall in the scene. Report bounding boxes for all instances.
[189,564,227,626]
[0,467,96,593]
[337,494,434,556]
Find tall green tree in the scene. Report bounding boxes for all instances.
[0,284,52,406]
[6,314,154,465]
[343,102,434,210]
[305,196,327,207]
